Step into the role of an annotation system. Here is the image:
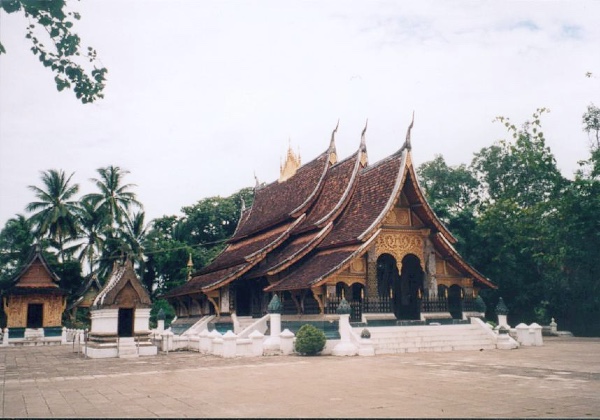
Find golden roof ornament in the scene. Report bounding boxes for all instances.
[187,253,194,281]
[329,120,339,165]
[279,140,301,182]
[360,119,369,167]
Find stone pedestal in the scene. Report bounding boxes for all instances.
[2,328,8,346]
[61,327,67,345]
[249,330,264,356]
[497,314,509,329]
[280,329,295,355]
[222,331,237,358]
[332,314,358,356]
[515,323,532,346]
[161,330,174,352]
[263,313,281,352]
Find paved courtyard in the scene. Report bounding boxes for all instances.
[1,336,599,418]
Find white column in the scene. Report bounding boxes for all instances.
[263,313,281,351]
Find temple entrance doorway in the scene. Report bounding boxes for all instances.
[377,253,399,305]
[27,303,43,328]
[236,280,252,316]
[448,285,463,319]
[397,254,424,320]
[235,278,269,317]
[118,308,134,337]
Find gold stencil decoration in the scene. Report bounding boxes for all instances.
[384,209,398,225]
[397,208,410,225]
[375,232,425,270]
[350,258,366,273]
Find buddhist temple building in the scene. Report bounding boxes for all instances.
[163,121,496,324]
[2,244,67,341]
[86,258,157,358]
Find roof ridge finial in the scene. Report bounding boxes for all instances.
[254,171,260,188]
[404,111,415,150]
[187,252,194,281]
[330,119,339,150]
[361,118,368,144]
[329,120,339,165]
[359,119,369,167]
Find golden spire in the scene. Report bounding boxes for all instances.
[279,140,301,182]
[329,120,339,165]
[360,119,369,167]
[186,253,194,281]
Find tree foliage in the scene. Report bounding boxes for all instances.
[418,109,599,335]
[582,103,600,151]
[26,169,80,262]
[0,0,107,103]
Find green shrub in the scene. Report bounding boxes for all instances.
[294,324,326,355]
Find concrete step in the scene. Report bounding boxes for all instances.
[118,337,139,358]
[357,323,497,354]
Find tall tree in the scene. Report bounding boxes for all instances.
[0,214,35,287]
[582,103,600,151]
[84,166,141,228]
[469,110,568,323]
[26,169,80,262]
[0,0,107,103]
[472,108,566,208]
[75,200,107,274]
[121,210,150,277]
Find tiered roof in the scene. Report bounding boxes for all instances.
[93,259,151,308]
[6,244,67,295]
[164,123,494,299]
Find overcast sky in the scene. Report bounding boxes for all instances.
[1,1,599,228]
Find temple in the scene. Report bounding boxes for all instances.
[163,121,496,325]
[2,244,67,342]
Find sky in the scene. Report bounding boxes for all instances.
[1,0,599,228]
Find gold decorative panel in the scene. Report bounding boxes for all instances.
[350,258,366,274]
[375,231,425,271]
[383,208,410,227]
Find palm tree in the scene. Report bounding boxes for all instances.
[121,210,150,277]
[26,169,80,262]
[76,200,108,274]
[84,166,142,228]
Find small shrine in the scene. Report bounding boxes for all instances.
[86,258,157,358]
[2,244,67,343]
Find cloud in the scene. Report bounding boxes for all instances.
[560,24,584,40]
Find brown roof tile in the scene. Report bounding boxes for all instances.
[247,223,333,278]
[319,152,405,248]
[265,234,377,292]
[265,248,357,292]
[203,220,297,272]
[296,152,359,232]
[231,151,330,240]
[162,263,249,298]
